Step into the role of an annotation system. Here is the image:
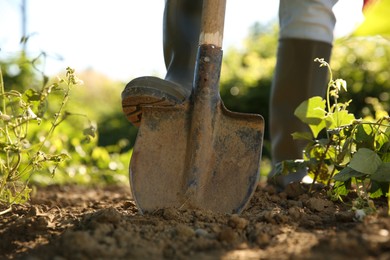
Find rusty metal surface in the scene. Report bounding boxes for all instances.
[130,45,264,214]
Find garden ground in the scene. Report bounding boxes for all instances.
[1,182,390,259]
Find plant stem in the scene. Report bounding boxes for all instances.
[0,68,5,114]
[19,74,73,179]
[0,206,12,215]
[327,166,337,186]
[388,184,390,216]
[310,141,331,192]
[0,68,11,194]
[326,80,332,114]
[322,60,334,114]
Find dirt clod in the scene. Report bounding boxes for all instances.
[176,224,195,238]
[306,197,334,212]
[218,227,237,244]
[228,214,249,230]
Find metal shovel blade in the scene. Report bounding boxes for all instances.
[129,45,264,214]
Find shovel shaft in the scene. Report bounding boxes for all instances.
[183,0,226,205]
[184,0,226,197]
[182,43,264,212]
[184,44,222,201]
[199,0,226,47]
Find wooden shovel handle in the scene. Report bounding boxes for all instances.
[199,0,227,48]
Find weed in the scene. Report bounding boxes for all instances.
[274,58,390,216]
[0,67,93,211]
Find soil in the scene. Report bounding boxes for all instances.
[1,182,390,260]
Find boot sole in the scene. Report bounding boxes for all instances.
[122,77,190,127]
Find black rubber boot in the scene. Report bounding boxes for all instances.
[268,38,332,188]
[122,0,202,127]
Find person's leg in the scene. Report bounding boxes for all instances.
[268,0,338,188]
[164,0,202,90]
[122,0,202,127]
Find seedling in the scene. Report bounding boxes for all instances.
[0,67,92,213]
[275,58,390,216]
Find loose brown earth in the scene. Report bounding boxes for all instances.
[1,182,390,260]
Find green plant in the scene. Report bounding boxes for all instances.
[0,67,93,213]
[275,58,390,217]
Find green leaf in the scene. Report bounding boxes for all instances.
[23,88,40,102]
[355,124,375,148]
[382,151,390,163]
[355,124,373,141]
[294,96,326,138]
[348,148,382,175]
[369,181,385,199]
[325,110,355,130]
[291,131,313,141]
[369,187,384,198]
[333,166,365,181]
[273,159,307,176]
[377,138,390,155]
[371,162,390,182]
[83,126,96,138]
[377,126,389,153]
[333,181,350,197]
[310,162,331,184]
[47,153,70,163]
[337,137,353,165]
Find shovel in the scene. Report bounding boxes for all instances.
[129,0,264,214]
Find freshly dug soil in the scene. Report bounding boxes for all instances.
[1,182,389,260]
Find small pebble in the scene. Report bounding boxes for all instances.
[195,228,209,237]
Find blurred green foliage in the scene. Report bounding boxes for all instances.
[331,37,390,118]
[220,23,277,157]
[1,53,43,92]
